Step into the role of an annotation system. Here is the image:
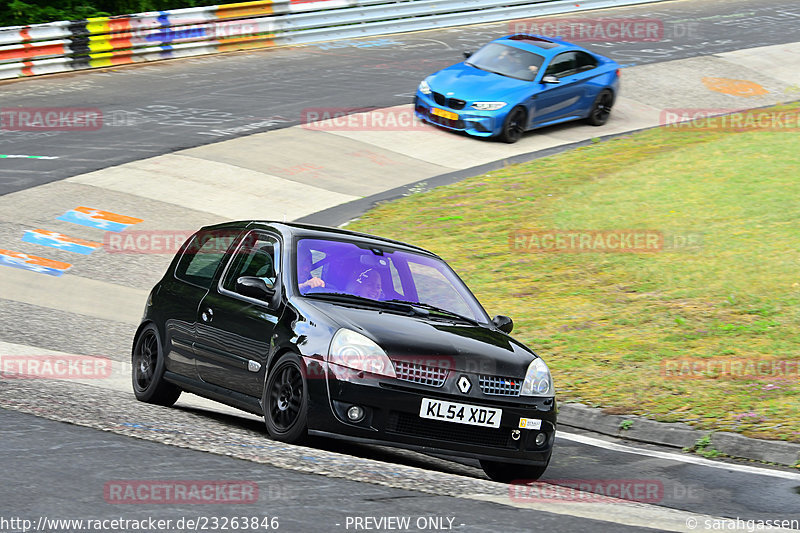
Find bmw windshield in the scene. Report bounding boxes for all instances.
[295,238,489,323]
[466,43,545,81]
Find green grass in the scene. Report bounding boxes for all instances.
[347,103,800,442]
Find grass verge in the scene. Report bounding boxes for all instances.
[347,103,800,442]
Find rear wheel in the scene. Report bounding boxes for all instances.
[264,353,308,444]
[132,324,181,406]
[587,90,614,126]
[480,455,550,483]
[499,106,527,143]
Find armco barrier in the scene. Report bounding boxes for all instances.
[0,0,668,80]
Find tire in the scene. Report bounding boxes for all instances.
[480,455,550,483]
[132,324,181,406]
[499,106,527,143]
[264,353,309,444]
[587,89,614,126]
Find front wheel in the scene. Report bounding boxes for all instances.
[587,90,614,126]
[132,324,181,406]
[499,106,527,143]
[264,353,308,444]
[480,455,550,483]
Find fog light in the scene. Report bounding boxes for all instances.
[347,405,365,422]
[535,432,547,446]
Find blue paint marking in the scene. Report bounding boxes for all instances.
[22,230,98,255]
[57,209,131,232]
[0,254,68,276]
[157,12,170,27]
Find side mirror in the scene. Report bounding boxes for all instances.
[542,75,560,84]
[492,315,514,333]
[463,51,472,59]
[236,276,275,301]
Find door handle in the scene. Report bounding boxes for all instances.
[201,308,214,323]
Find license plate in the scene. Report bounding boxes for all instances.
[431,107,458,121]
[419,398,502,428]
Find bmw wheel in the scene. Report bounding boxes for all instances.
[132,324,181,406]
[587,90,614,126]
[264,353,308,443]
[499,106,527,143]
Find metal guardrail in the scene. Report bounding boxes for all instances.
[0,0,667,80]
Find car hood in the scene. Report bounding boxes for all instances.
[302,299,537,377]
[427,62,533,103]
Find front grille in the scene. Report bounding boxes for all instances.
[449,98,466,110]
[431,91,466,110]
[386,411,513,448]
[479,375,522,396]
[427,114,465,130]
[393,360,448,387]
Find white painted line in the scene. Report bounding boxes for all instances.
[0,154,59,159]
[558,431,800,481]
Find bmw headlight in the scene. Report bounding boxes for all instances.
[329,328,396,378]
[471,102,507,111]
[418,80,432,95]
[520,358,553,396]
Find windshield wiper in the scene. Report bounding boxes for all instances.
[303,292,414,313]
[466,62,507,77]
[384,300,480,325]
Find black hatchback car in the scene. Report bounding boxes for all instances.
[132,221,556,482]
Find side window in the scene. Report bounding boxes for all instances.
[575,51,598,72]
[222,232,280,297]
[544,52,577,78]
[175,229,240,289]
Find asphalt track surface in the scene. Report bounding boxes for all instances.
[1,0,800,195]
[2,0,800,531]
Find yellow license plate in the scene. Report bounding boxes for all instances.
[431,107,458,121]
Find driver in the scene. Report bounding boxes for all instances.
[347,268,382,300]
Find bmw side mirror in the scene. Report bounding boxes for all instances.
[492,315,514,333]
[542,75,560,84]
[463,51,472,59]
[236,276,275,300]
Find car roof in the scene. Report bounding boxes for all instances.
[494,34,578,57]
[198,220,436,256]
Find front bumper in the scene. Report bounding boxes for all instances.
[414,91,506,138]
[304,358,556,465]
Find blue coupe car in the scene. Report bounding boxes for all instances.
[414,34,620,143]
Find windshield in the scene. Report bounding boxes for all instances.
[466,43,544,81]
[295,238,489,323]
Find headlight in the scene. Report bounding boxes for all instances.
[329,328,396,378]
[471,102,507,111]
[418,80,432,95]
[520,358,553,396]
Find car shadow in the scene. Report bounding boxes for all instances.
[174,404,486,479]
